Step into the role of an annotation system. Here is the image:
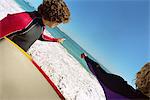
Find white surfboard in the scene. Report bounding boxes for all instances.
[0,38,62,100]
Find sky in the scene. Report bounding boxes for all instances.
[25,0,149,87]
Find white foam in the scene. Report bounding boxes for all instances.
[0,1,106,100]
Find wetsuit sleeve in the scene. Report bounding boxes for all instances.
[85,56,131,92]
[41,33,58,42]
[85,56,107,75]
[38,26,58,42]
[84,56,148,99]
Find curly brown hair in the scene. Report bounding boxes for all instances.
[136,62,150,97]
[38,0,70,23]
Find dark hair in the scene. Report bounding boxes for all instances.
[38,0,70,23]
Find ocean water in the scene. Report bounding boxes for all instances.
[14,0,109,73]
[48,27,110,73]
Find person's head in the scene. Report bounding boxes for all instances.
[135,62,150,97]
[38,0,70,28]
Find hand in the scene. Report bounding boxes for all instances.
[81,53,87,59]
[57,38,65,43]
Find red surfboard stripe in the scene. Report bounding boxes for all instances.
[31,60,65,100]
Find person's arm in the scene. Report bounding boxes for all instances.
[84,56,107,75]
[41,34,65,43]
[84,56,129,90]
[84,56,149,99]
[42,33,58,42]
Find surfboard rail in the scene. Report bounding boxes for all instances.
[0,37,65,100]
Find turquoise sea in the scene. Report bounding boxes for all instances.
[15,0,109,73]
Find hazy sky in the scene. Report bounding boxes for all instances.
[26,0,149,87]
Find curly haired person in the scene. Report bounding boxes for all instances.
[0,0,70,51]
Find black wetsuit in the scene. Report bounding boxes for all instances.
[7,11,45,51]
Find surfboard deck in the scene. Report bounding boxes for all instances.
[0,38,61,100]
